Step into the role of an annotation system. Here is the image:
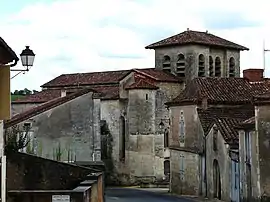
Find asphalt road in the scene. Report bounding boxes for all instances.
[105,187,196,202]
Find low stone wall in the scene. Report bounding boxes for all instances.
[6,152,97,190]
[4,152,104,202]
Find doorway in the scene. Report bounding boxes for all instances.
[213,159,221,199]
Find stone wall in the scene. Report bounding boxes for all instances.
[12,92,101,162]
[170,149,200,195]
[206,126,231,201]
[11,103,41,117]
[255,105,270,200]
[169,105,203,151]
[169,104,204,196]
[6,152,104,202]
[6,152,94,190]
[154,44,240,81]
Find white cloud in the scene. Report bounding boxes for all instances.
[0,0,270,91]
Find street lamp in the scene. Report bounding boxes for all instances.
[20,46,35,70]
[10,46,35,79]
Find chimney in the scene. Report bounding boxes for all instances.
[243,69,264,82]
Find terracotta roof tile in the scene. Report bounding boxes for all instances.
[5,88,96,129]
[145,30,249,50]
[168,78,270,105]
[125,79,158,90]
[197,106,254,144]
[134,68,182,83]
[12,89,61,104]
[41,69,131,88]
[41,68,181,88]
[90,85,120,100]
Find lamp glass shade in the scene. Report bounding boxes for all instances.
[20,55,35,66]
[20,46,35,67]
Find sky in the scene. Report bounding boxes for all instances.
[1,0,270,91]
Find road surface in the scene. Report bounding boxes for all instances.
[105,187,196,202]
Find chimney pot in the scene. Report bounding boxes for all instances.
[243,69,264,82]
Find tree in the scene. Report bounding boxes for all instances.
[4,125,30,153]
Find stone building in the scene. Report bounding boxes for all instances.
[237,92,270,201]
[12,68,182,185]
[5,88,102,162]
[166,69,270,201]
[11,29,263,189]
[145,29,248,81]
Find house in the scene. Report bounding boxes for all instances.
[11,29,252,187]
[166,69,270,201]
[237,92,270,201]
[5,88,102,163]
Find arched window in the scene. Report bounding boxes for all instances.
[215,57,221,77]
[229,57,235,77]
[209,56,214,77]
[198,54,205,77]
[164,160,170,176]
[176,54,185,77]
[120,116,126,160]
[162,55,171,73]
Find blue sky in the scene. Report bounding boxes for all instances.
[0,0,269,91]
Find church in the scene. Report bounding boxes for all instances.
[8,29,270,201]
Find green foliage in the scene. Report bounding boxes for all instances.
[5,125,30,153]
[53,142,62,161]
[11,88,39,96]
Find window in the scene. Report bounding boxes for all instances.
[164,128,169,148]
[245,131,251,164]
[209,56,214,76]
[164,160,170,176]
[176,54,185,77]
[179,112,185,143]
[198,54,205,77]
[213,127,218,151]
[179,154,185,180]
[23,122,31,131]
[146,93,148,101]
[215,57,221,77]
[162,55,171,73]
[229,57,235,77]
[120,116,126,160]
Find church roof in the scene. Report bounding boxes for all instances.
[125,79,159,90]
[167,77,270,106]
[145,30,249,50]
[41,68,181,88]
[197,106,254,145]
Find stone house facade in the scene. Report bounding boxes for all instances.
[5,89,102,162]
[166,69,270,201]
[237,93,270,201]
